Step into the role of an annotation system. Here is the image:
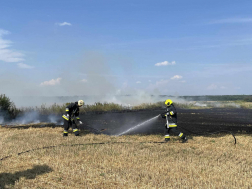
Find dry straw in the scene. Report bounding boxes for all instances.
[1,127,252,188]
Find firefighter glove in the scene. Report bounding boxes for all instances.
[161,113,166,118]
[79,121,83,124]
[62,114,70,121]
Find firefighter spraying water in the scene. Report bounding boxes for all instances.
[161,99,188,143]
[60,98,188,143]
[116,99,188,143]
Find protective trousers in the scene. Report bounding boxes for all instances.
[63,119,78,134]
[165,127,186,140]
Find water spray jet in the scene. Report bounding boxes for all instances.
[116,115,160,136]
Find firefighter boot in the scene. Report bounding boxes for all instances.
[179,133,188,143]
[73,129,80,136]
[182,136,188,143]
[165,138,170,142]
[63,130,68,137]
[165,135,170,142]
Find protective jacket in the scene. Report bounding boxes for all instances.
[62,102,81,121]
[161,104,177,127]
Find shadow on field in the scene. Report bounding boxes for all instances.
[0,165,53,189]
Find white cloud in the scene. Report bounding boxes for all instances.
[136,81,141,84]
[209,18,252,24]
[207,84,218,90]
[0,38,11,49]
[0,29,10,36]
[155,61,176,66]
[0,29,25,63]
[0,49,24,62]
[171,75,183,80]
[81,79,88,83]
[17,63,34,69]
[56,22,72,26]
[40,78,62,86]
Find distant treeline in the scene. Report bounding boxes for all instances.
[179,95,252,102]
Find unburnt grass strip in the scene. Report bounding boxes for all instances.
[0,127,252,188]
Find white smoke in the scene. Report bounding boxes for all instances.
[9,93,193,109]
[194,102,207,107]
[11,111,40,125]
[48,114,63,125]
[0,111,62,125]
[190,101,241,108]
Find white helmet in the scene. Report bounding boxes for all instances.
[78,100,84,106]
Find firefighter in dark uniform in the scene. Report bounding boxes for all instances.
[62,100,84,136]
[161,99,188,143]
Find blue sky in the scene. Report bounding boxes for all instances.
[1,0,252,97]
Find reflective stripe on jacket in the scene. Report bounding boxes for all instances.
[166,104,177,125]
[62,102,80,121]
[161,104,177,127]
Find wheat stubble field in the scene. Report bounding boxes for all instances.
[0,128,252,188]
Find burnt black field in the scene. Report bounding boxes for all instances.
[79,108,252,136]
[2,108,252,136]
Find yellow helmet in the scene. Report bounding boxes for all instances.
[165,99,173,106]
[78,100,84,106]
